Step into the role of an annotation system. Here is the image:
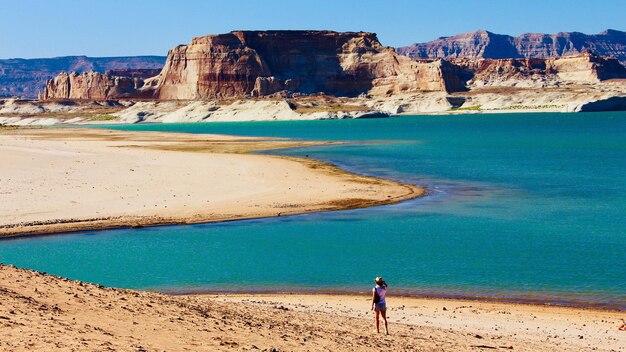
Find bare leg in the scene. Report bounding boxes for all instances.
[381,309,389,335]
[375,309,380,333]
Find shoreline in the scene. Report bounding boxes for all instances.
[167,288,626,313]
[0,127,424,239]
[1,107,622,128]
[210,292,626,351]
[2,263,624,351]
[0,178,422,240]
[208,291,626,319]
[1,127,625,350]
[3,85,626,126]
[1,126,622,314]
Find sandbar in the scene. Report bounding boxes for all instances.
[0,127,423,238]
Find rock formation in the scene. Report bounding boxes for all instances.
[153,30,463,99]
[42,31,469,100]
[41,71,151,100]
[104,68,162,79]
[40,31,626,102]
[451,51,626,88]
[0,56,165,98]
[398,29,626,64]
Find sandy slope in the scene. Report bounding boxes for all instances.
[0,127,422,237]
[1,264,624,351]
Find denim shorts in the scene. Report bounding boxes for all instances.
[375,302,387,312]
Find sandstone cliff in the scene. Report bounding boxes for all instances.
[40,31,626,104]
[41,71,151,100]
[104,68,162,79]
[398,29,626,64]
[0,56,165,98]
[153,30,461,99]
[451,52,626,88]
[42,31,468,100]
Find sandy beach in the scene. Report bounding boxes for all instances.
[216,294,626,351]
[0,127,422,238]
[1,264,624,351]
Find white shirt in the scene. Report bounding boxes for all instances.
[374,285,387,304]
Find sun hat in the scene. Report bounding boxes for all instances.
[374,277,384,285]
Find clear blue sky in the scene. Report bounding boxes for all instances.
[2,0,625,59]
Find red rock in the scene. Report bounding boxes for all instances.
[41,31,626,101]
[398,29,626,65]
[44,30,467,100]
[41,71,153,100]
[153,30,457,99]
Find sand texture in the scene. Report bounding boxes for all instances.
[1,264,624,351]
[0,127,422,238]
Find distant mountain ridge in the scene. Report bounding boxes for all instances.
[0,56,166,98]
[397,29,626,64]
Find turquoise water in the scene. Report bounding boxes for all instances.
[1,113,625,309]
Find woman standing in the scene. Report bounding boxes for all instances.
[371,276,389,334]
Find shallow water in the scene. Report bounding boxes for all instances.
[1,112,625,309]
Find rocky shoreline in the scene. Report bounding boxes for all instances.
[2,87,626,126]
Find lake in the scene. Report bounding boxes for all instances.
[1,112,624,309]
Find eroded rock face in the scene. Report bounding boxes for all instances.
[43,31,467,100]
[104,69,163,79]
[154,30,460,99]
[0,56,165,98]
[41,71,151,100]
[398,29,626,64]
[41,31,626,101]
[399,30,519,60]
[451,52,626,88]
